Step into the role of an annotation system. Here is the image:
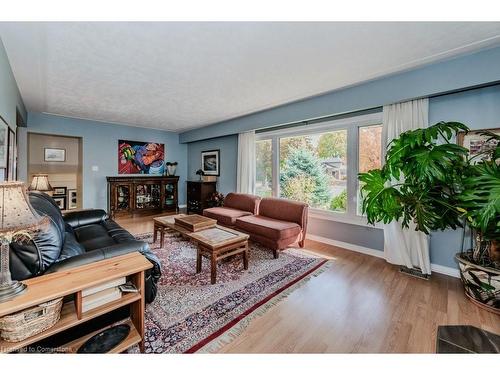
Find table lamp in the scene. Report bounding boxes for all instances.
[28,173,53,195]
[0,182,46,302]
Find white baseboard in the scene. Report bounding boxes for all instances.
[430,263,460,278]
[306,234,459,278]
[307,234,385,259]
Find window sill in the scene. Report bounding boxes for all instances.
[308,209,383,229]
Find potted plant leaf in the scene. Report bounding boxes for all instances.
[358,121,500,313]
[195,169,205,181]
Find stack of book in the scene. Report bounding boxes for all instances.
[81,277,126,313]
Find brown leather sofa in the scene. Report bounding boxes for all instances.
[203,193,308,258]
[235,197,308,258]
[203,192,261,226]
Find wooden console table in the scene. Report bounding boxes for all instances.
[0,252,152,353]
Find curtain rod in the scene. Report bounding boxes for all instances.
[255,107,381,134]
[255,81,500,135]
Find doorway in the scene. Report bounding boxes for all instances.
[27,133,83,211]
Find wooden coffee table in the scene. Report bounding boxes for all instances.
[156,214,249,284]
[153,214,214,248]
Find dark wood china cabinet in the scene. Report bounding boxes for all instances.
[107,176,179,218]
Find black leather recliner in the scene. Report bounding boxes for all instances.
[9,192,161,303]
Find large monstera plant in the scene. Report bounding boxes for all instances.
[358,121,500,268]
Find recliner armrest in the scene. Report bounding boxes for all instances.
[63,209,109,228]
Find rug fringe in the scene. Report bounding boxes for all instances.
[196,260,332,353]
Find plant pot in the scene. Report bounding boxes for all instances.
[455,252,500,315]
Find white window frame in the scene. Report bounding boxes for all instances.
[255,112,383,227]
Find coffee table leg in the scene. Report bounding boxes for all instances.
[153,224,158,243]
[211,254,217,284]
[243,243,249,270]
[196,246,202,274]
[160,228,165,248]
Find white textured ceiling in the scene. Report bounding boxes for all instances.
[1,22,500,132]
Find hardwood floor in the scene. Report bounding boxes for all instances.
[117,213,500,353]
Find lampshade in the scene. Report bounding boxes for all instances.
[0,181,45,234]
[29,174,53,192]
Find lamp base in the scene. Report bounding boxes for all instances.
[0,281,26,302]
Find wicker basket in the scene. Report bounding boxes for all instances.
[0,298,63,342]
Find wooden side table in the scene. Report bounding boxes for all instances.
[190,227,249,284]
[0,252,152,353]
[154,214,250,284]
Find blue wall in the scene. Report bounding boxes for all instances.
[25,112,188,210]
[428,84,500,267]
[183,84,500,270]
[187,135,238,195]
[0,38,26,128]
[180,46,500,143]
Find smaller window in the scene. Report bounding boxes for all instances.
[255,139,273,197]
[357,124,383,215]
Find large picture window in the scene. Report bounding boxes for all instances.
[279,130,347,212]
[255,113,382,223]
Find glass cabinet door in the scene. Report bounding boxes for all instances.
[164,182,176,208]
[135,183,161,209]
[116,184,131,210]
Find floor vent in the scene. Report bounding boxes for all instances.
[399,266,430,280]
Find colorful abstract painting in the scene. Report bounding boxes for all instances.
[118,140,165,175]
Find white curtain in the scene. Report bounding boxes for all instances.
[382,98,431,275]
[236,131,256,194]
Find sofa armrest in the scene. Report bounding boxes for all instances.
[46,241,148,273]
[45,249,106,274]
[46,240,162,303]
[63,209,109,228]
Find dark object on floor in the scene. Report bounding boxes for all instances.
[436,325,500,353]
[77,324,131,353]
[399,265,430,280]
[9,192,161,303]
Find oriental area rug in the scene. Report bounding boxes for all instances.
[132,231,330,353]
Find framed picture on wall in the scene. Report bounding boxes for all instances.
[53,186,67,196]
[458,128,500,164]
[68,189,77,209]
[7,128,15,181]
[53,196,66,210]
[201,149,220,176]
[0,115,8,169]
[118,140,165,175]
[44,148,66,162]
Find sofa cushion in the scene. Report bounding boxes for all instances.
[259,198,308,227]
[235,215,301,240]
[59,231,86,260]
[74,224,117,251]
[103,220,137,243]
[203,207,253,226]
[64,209,108,228]
[224,193,261,214]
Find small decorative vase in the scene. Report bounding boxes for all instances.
[167,165,177,176]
